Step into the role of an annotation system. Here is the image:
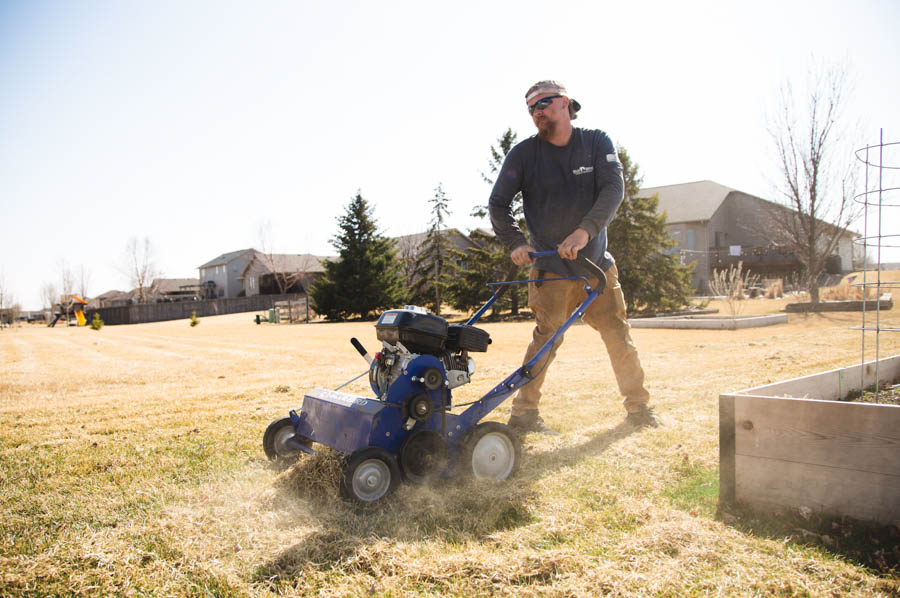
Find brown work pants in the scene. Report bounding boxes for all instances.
[511,264,650,416]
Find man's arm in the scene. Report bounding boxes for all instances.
[577,133,625,239]
[488,147,534,264]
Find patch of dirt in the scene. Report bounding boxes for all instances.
[843,380,900,406]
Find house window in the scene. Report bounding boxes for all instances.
[249,276,255,290]
[665,230,681,255]
[715,231,726,247]
[687,229,695,251]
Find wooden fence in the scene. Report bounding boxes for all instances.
[85,293,309,326]
[273,298,311,323]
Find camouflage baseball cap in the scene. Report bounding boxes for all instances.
[525,80,582,116]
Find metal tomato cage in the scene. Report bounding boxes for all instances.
[263,251,606,502]
[853,131,900,401]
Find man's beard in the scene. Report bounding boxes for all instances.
[536,117,556,140]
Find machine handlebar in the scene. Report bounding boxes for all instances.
[527,250,606,282]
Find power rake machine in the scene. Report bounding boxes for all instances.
[263,251,606,502]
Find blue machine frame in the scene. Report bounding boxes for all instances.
[286,251,607,468]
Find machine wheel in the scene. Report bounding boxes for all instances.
[399,430,447,484]
[461,422,521,481]
[262,417,310,461]
[340,447,401,503]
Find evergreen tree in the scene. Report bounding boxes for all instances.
[446,128,528,317]
[408,184,452,314]
[608,148,694,314]
[445,229,512,316]
[310,191,406,320]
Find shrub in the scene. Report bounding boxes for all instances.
[90,313,104,331]
[765,279,784,299]
[708,261,760,318]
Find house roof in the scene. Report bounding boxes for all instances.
[392,229,480,253]
[243,252,335,276]
[198,248,255,269]
[639,180,860,239]
[94,289,132,301]
[266,254,332,273]
[638,180,738,223]
[149,278,201,294]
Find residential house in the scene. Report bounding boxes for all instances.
[392,229,482,283]
[146,278,201,302]
[90,289,135,308]
[199,249,333,298]
[198,249,258,299]
[640,180,860,292]
[241,252,332,296]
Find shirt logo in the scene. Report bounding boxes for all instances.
[606,153,618,163]
[572,166,593,175]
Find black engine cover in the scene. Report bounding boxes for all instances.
[375,309,448,354]
[446,324,491,352]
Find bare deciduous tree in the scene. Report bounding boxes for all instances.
[76,265,91,300]
[124,237,160,303]
[59,261,76,325]
[767,61,861,303]
[257,221,303,295]
[0,272,7,330]
[41,282,58,323]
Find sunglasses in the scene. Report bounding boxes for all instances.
[528,95,562,114]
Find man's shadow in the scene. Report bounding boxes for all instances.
[255,421,638,583]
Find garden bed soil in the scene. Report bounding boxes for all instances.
[785,298,893,312]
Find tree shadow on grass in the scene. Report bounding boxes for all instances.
[254,422,639,585]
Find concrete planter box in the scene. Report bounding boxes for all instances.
[630,314,787,329]
[719,355,900,525]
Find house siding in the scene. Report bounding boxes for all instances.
[199,251,256,299]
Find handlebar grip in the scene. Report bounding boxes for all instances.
[350,337,372,364]
[526,250,607,291]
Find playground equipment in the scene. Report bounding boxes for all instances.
[49,295,88,327]
[263,251,607,502]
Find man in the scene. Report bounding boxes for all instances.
[489,80,658,435]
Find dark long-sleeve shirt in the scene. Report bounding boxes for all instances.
[488,127,625,277]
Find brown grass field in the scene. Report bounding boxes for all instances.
[2,296,900,597]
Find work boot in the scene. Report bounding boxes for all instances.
[625,405,661,428]
[507,410,559,436]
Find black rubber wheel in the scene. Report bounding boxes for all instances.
[461,422,521,481]
[340,447,401,503]
[399,430,447,484]
[262,417,310,461]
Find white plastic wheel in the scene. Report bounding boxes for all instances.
[463,422,521,481]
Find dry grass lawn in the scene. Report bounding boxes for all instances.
[2,299,900,596]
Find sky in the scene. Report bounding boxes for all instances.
[1,0,899,310]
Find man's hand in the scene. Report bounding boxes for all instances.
[510,244,536,267]
[557,228,589,260]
